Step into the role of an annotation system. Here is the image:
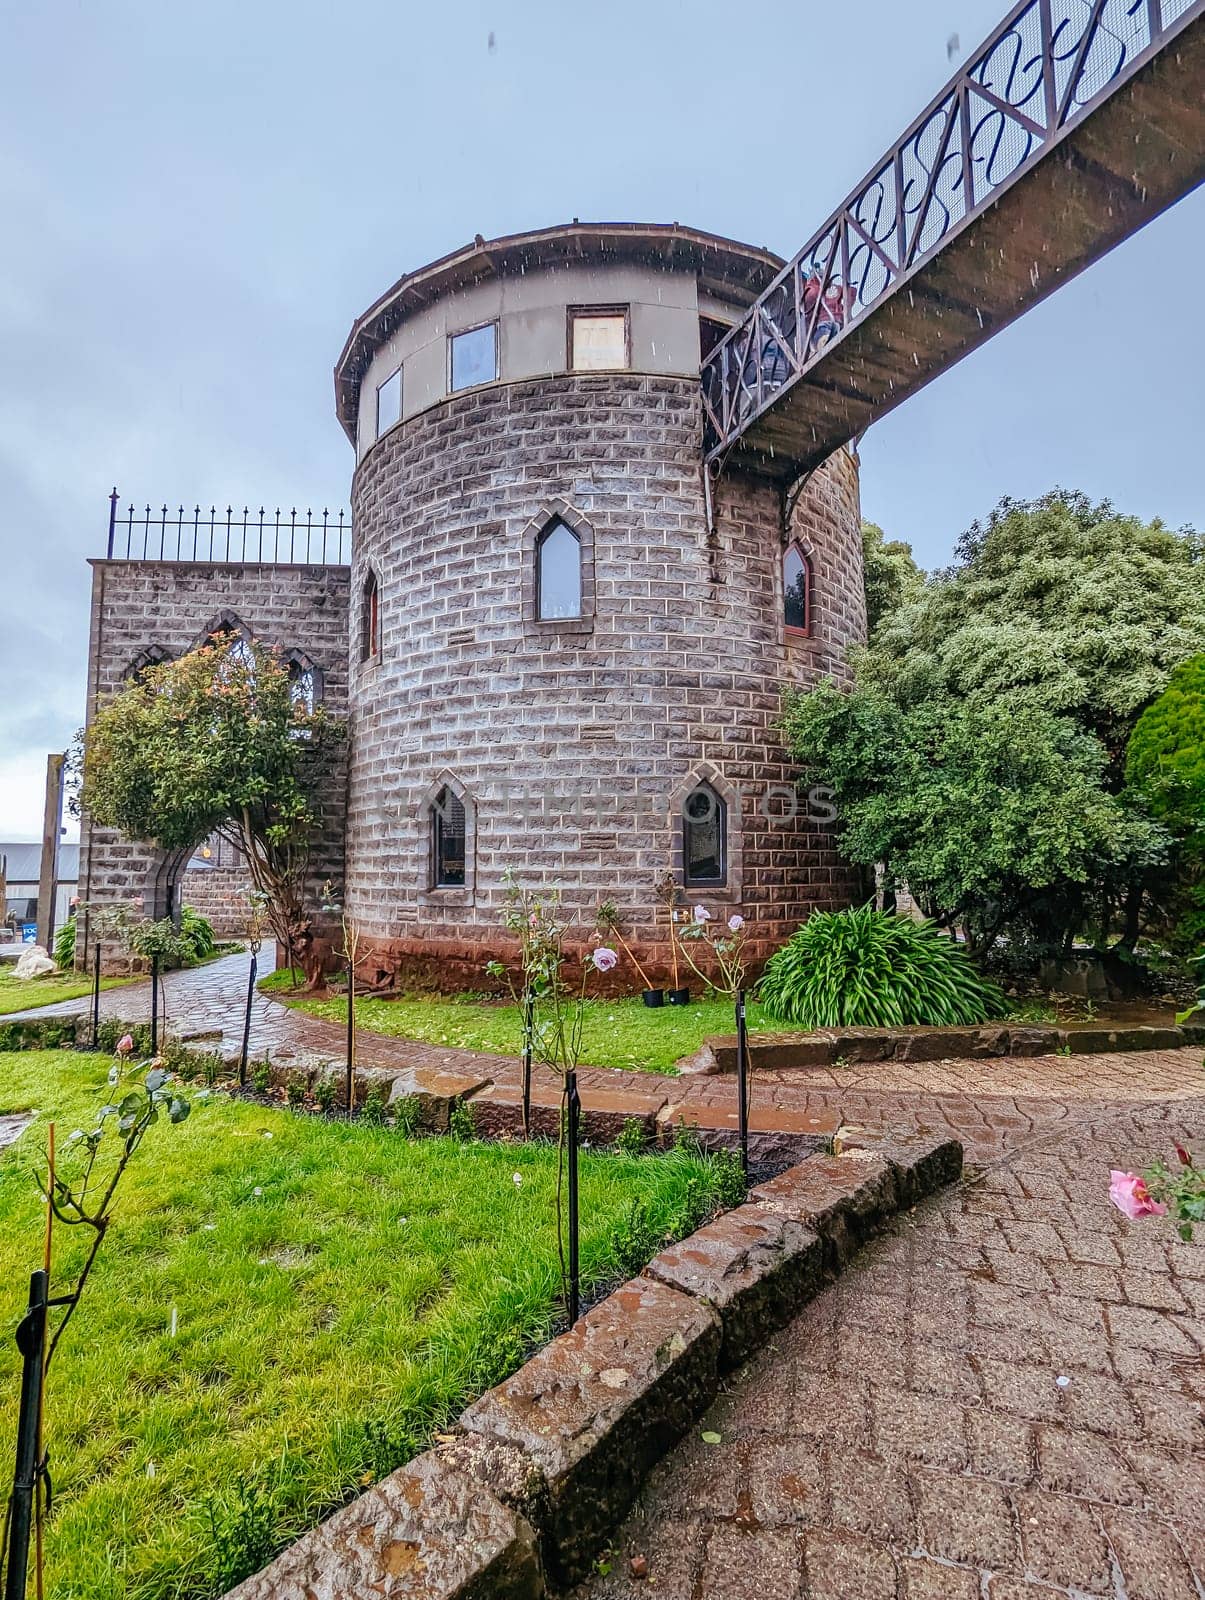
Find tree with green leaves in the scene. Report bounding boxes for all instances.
[861,519,924,636]
[82,636,345,959]
[1126,652,1205,951]
[783,491,1204,959]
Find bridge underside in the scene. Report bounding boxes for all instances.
[723,12,1205,486]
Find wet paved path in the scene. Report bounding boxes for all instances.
[576,1090,1205,1600]
[7,950,1204,1151]
[10,954,1205,1592]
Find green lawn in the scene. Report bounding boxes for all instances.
[0,1051,736,1600]
[0,968,133,1016]
[264,973,782,1074]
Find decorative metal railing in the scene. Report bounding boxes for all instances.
[701,0,1201,459]
[105,489,350,564]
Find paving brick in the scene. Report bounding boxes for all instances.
[825,1448,914,1543]
[899,1557,978,1599]
[871,1386,967,1470]
[967,1410,1034,1484]
[975,1358,1062,1423]
[699,1526,803,1600]
[914,1471,1017,1569]
[803,1528,898,1600]
[1103,1509,1200,1600]
[1012,1487,1112,1591]
[747,1437,828,1528]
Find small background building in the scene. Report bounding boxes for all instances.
[1,841,79,939]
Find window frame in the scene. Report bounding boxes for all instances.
[375,367,402,438]
[783,542,812,639]
[567,304,631,373]
[535,518,583,622]
[430,785,468,890]
[682,782,728,889]
[448,319,499,394]
[360,568,381,663]
[521,500,596,639]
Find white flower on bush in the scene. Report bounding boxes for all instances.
[693,905,711,924]
[591,946,619,973]
[728,914,745,932]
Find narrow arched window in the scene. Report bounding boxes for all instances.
[361,570,380,661]
[536,520,581,621]
[784,545,810,635]
[683,783,726,887]
[288,659,317,714]
[431,786,467,888]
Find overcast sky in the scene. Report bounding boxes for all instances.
[1,0,1201,840]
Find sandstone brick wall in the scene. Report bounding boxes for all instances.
[77,561,349,971]
[345,372,865,989]
[178,866,251,938]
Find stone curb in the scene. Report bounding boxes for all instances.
[217,1131,963,1599]
[707,1018,1205,1071]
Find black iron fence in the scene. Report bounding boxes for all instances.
[105,490,349,565]
[701,0,1202,457]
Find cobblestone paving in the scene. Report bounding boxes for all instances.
[577,1092,1205,1600]
[10,951,1205,1146]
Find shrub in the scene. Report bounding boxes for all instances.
[314,1076,336,1114]
[359,1084,388,1126]
[180,904,217,960]
[251,1062,271,1094]
[285,1073,307,1109]
[54,916,77,970]
[757,905,1006,1029]
[1127,653,1205,952]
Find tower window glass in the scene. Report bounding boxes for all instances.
[431,787,467,887]
[536,519,582,620]
[683,784,726,886]
[570,309,628,371]
[449,323,498,392]
[784,545,810,634]
[376,369,401,437]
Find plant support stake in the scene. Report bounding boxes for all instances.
[566,1071,581,1327]
[150,953,160,1056]
[91,944,101,1051]
[521,991,533,1138]
[238,951,257,1087]
[3,1271,47,1600]
[345,958,355,1115]
[736,988,750,1176]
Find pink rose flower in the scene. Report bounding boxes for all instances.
[116,1034,135,1057]
[693,905,711,924]
[728,914,745,932]
[591,947,618,973]
[1108,1170,1167,1220]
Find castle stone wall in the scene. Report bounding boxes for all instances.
[344,371,865,989]
[77,560,349,971]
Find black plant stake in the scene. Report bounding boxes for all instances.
[2,1271,48,1600]
[150,952,160,1056]
[238,948,258,1088]
[736,988,750,1177]
[521,991,534,1139]
[345,957,355,1116]
[91,944,102,1051]
[565,1070,581,1326]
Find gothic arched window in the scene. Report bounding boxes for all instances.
[683,783,726,887]
[536,520,582,621]
[431,785,467,888]
[361,569,380,661]
[784,544,810,635]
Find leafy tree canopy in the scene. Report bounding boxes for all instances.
[865,491,1205,766]
[783,492,1203,958]
[83,638,345,950]
[1126,652,1205,836]
[861,520,924,636]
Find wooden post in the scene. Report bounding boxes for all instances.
[35,754,66,952]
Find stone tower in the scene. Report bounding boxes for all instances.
[335,222,866,985]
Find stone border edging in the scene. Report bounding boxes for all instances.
[704,1018,1205,1072]
[223,1129,963,1599]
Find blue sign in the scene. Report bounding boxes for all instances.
[21,924,37,943]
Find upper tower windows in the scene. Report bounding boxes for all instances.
[360,569,380,661]
[569,307,629,371]
[376,368,401,437]
[449,322,498,392]
[536,519,582,621]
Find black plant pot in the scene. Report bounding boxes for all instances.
[641,989,665,1008]
[667,987,691,1006]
